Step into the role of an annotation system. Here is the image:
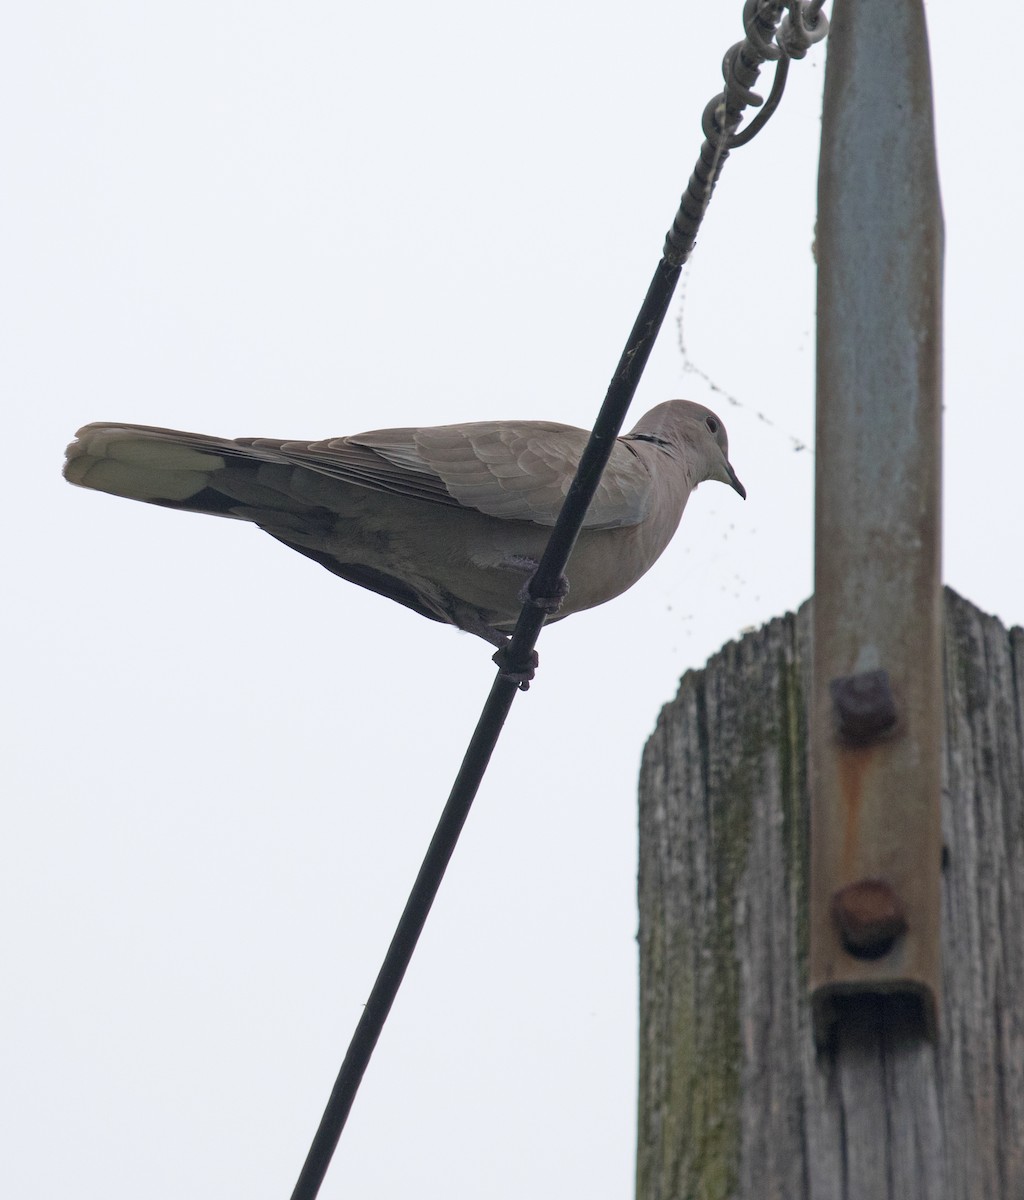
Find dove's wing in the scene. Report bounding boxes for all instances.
[244,420,653,530]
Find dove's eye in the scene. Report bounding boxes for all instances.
[705,416,719,434]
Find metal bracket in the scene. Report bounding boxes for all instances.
[809,0,943,1044]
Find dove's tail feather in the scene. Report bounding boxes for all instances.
[64,423,459,629]
[63,423,339,524]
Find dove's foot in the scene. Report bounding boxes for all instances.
[518,571,570,614]
[448,604,538,689]
[448,604,542,691]
[492,641,539,691]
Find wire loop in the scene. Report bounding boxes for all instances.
[730,52,791,147]
[780,0,831,58]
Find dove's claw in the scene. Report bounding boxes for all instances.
[492,642,539,691]
[498,555,569,615]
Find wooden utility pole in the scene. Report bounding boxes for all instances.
[635,1,1022,1196]
[636,590,1024,1199]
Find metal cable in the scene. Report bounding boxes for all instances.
[289,5,829,1197]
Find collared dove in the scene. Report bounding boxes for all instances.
[64,400,744,676]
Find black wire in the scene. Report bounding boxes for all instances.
[288,3,827,1196]
[289,672,519,1200]
[288,258,682,1200]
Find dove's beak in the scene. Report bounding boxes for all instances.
[726,461,746,500]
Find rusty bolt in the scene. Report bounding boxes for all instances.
[831,879,907,958]
[830,669,898,742]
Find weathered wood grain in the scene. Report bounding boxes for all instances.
[637,588,1024,1199]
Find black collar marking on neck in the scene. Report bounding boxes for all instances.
[626,433,672,448]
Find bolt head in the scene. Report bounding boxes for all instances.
[832,879,907,958]
[830,669,898,742]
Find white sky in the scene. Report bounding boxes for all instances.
[4,3,1021,1197]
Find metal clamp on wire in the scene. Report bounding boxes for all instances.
[663,1,830,266]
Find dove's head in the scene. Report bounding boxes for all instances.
[627,400,746,499]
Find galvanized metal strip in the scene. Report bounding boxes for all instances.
[811,0,944,1042]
